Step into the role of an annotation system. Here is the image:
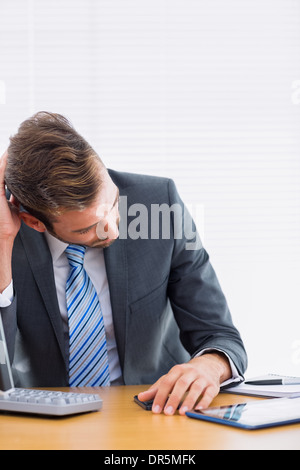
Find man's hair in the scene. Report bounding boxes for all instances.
[5,111,103,230]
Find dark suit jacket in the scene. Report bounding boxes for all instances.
[1,170,247,387]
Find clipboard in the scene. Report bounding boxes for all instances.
[186,396,300,430]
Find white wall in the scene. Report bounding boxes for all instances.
[1,0,300,377]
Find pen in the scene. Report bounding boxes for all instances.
[244,378,300,386]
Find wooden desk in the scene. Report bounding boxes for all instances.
[0,386,299,450]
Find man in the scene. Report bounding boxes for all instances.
[0,112,247,415]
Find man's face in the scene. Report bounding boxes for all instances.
[48,169,120,248]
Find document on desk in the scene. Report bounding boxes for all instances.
[224,374,300,398]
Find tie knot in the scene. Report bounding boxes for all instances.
[65,244,86,268]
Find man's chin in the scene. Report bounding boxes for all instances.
[89,238,117,249]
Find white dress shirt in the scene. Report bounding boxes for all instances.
[44,232,123,385]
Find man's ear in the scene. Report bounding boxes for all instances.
[19,212,46,233]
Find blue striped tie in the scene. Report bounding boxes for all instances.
[65,244,110,387]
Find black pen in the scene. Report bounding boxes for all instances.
[244,378,300,386]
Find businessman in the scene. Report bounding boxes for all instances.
[0,112,247,415]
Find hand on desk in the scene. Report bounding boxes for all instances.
[138,352,231,416]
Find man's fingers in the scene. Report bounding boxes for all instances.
[151,365,185,414]
[177,378,208,415]
[162,370,201,415]
[157,374,219,415]
[137,387,158,402]
[0,150,8,167]
[0,150,8,160]
[0,150,8,188]
[194,384,219,410]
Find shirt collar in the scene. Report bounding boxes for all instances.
[44,231,69,263]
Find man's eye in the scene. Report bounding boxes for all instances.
[79,228,91,235]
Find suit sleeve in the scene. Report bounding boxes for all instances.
[166,179,248,377]
[0,295,17,363]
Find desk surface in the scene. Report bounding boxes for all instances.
[0,385,299,450]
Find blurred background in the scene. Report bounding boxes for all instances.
[1,0,300,377]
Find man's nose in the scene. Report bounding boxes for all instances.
[103,220,119,239]
[97,210,119,240]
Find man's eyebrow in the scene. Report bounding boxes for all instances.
[71,189,119,233]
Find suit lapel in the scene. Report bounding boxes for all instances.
[104,237,128,373]
[18,224,67,366]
